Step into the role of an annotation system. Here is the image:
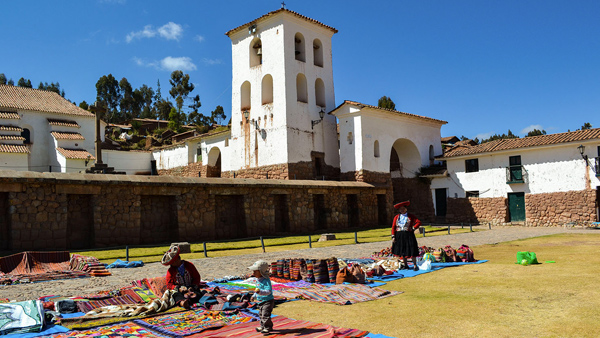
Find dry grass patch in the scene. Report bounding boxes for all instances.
[273,233,600,338]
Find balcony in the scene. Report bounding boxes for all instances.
[506,165,526,184]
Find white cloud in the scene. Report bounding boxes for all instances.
[126,25,156,43]
[520,124,544,135]
[158,22,183,41]
[126,22,182,43]
[475,132,493,141]
[194,35,205,43]
[132,57,158,69]
[160,56,197,71]
[202,58,222,65]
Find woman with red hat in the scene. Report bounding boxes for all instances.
[162,245,202,309]
[391,201,422,271]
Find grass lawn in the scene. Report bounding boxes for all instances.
[274,233,600,337]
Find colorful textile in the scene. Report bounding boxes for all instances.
[273,284,401,305]
[69,254,111,277]
[58,306,183,330]
[77,294,145,313]
[146,276,169,298]
[0,251,70,275]
[121,286,155,303]
[47,321,170,337]
[134,309,257,337]
[0,300,45,335]
[187,314,368,337]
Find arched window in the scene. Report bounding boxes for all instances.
[315,78,325,108]
[294,32,305,62]
[429,145,435,165]
[374,140,380,158]
[313,39,323,67]
[241,81,251,111]
[296,73,308,103]
[262,74,273,105]
[347,132,353,145]
[21,128,31,144]
[250,37,262,67]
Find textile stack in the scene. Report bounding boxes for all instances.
[69,254,111,277]
[268,258,339,284]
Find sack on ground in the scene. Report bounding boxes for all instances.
[350,264,366,284]
[433,248,446,263]
[417,257,432,271]
[457,244,475,262]
[443,245,458,262]
[517,251,539,265]
[336,267,356,284]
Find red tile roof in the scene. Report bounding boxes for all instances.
[51,131,85,140]
[48,119,80,128]
[0,85,94,117]
[0,124,23,132]
[441,128,600,158]
[0,135,25,141]
[331,100,448,125]
[0,111,20,119]
[225,8,338,37]
[0,143,29,154]
[56,147,95,160]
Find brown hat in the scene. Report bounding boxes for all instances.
[394,201,410,209]
[161,245,180,266]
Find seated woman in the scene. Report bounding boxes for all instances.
[162,245,202,309]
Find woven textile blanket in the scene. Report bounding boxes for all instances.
[58,306,184,330]
[186,314,368,337]
[77,294,145,313]
[273,284,402,305]
[0,251,71,275]
[0,300,45,335]
[134,309,257,337]
[46,321,170,337]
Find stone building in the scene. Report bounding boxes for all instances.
[430,129,600,225]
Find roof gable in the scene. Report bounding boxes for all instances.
[330,100,447,125]
[0,85,94,117]
[225,8,337,37]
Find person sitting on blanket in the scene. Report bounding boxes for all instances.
[162,244,202,309]
[249,259,274,334]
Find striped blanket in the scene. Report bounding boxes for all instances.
[186,314,368,337]
[273,283,402,305]
[0,251,70,275]
[77,294,145,313]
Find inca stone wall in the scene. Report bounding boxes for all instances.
[526,189,597,226]
[0,172,389,251]
[446,197,508,225]
[391,177,435,222]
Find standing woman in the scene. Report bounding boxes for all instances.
[391,201,422,271]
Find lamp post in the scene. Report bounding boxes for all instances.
[578,144,588,166]
[243,110,250,121]
[311,108,325,129]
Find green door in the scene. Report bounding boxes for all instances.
[508,192,525,222]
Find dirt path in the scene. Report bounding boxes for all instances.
[1,226,597,302]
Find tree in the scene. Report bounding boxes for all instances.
[480,129,519,144]
[526,129,546,137]
[95,74,122,122]
[155,99,174,121]
[0,73,7,85]
[167,107,182,132]
[17,78,32,88]
[79,101,89,110]
[119,78,135,120]
[136,84,155,119]
[210,105,226,125]
[581,122,592,130]
[38,82,64,96]
[169,70,195,113]
[378,96,396,110]
[7,79,14,86]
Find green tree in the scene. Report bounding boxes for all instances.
[96,74,122,122]
[211,105,226,125]
[526,129,546,137]
[0,73,7,85]
[79,101,89,110]
[378,96,396,110]
[7,78,14,86]
[480,129,519,144]
[17,78,32,88]
[169,70,195,113]
[167,107,182,132]
[136,84,155,119]
[38,82,64,97]
[119,77,135,120]
[581,122,592,130]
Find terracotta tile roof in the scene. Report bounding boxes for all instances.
[0,135,25,141]
[51,131,85,140]
[48,118,80,128]
[0,143,29,154]
[441,128,600,158]
[0,124,23,132]
[441,136,459,143]
[331,100,448,125]
[0,85,94,117]
[225,8,338,37]
[56,147,95,160]
[132,118,169,123]
[0,111,20,119]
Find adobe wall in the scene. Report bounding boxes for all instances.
[526,189,597,226]
[0,171,389,251]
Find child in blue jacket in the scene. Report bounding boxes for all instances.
[248,260,274,334]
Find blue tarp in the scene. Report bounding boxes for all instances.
[106,259,144,268]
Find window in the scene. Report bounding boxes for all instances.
[296,73,308,103]
[347,132,353,145]
[466,191,479,198]
[429,145,435,165]
[507,155,523,183]
[21,128,31,144]
[465,158,479,173]
[313,39,323,67]
[250,38,262,67]
[315,78,325,107]
[294,33,305,62]
[261,75,273,105]
[374,140,380,158]
[240,81,251,111]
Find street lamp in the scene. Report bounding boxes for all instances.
[577,144,588,166]
[311,108,325,129]
[243,110,250,121]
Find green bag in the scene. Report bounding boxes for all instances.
[516,251,539,265]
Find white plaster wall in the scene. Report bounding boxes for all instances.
[152,144,189,170]
[433,141,600,198]
[336,105,444,175]
[201,133,232,171]
[103,150,152,174]
[0,154,28,171]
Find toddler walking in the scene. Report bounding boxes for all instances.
[248,260,274,334]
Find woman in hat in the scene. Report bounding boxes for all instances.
[162,245,202,309]
[391,201,422,271]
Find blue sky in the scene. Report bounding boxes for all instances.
[1,0,599,140]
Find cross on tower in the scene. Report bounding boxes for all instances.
[281,2,286,9]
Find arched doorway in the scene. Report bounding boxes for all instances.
[389,138,421,178]
[207,147,221,178]
[389,139,430,215]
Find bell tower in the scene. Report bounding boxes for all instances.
[226,8,339,179]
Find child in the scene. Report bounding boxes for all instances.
[248,259,274,334]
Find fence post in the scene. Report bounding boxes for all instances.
[203,242,207,257]
[423,227,426,237]
[260,236,265,253]
[126,246,129,262]
[489,222,492,230]
[354,232,358,244]
[448,225,451,234]
[309,235,312,248]
[470,223,473,232]
[461,222,464,229]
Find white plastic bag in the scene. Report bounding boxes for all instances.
[417,257,432,271]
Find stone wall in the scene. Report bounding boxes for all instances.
[0,172,389,251]
[526,189,597,226]
[158,162,204,177]
[391,177,435,222]
[446,197,508,225]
